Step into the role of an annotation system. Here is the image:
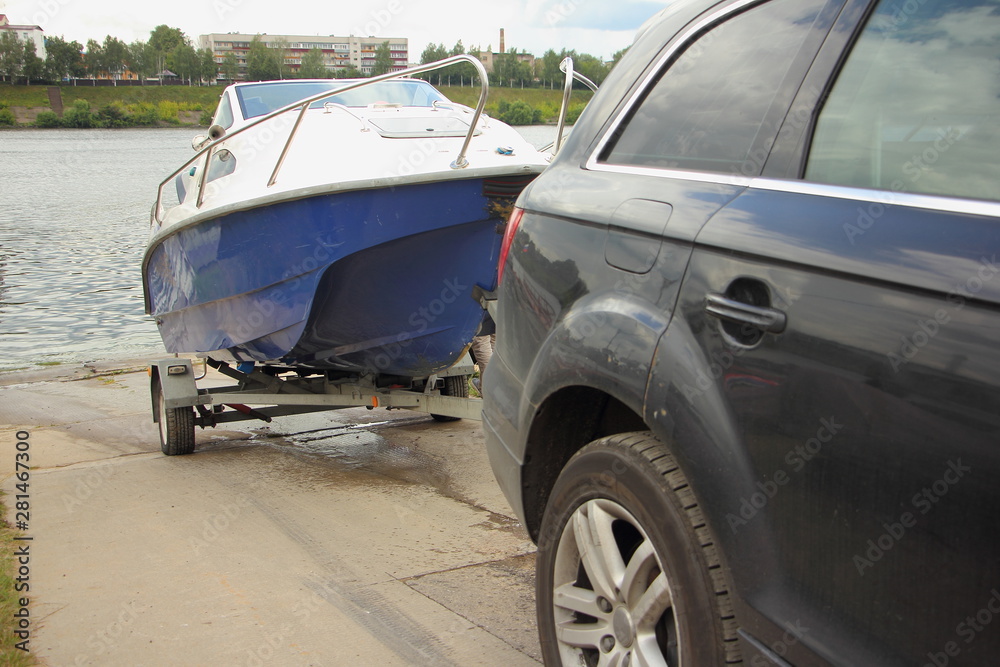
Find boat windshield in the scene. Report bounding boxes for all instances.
[235,80,449,120]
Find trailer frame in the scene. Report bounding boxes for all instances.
[149,355,480,455]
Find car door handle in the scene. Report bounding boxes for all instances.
[705,293,787,334]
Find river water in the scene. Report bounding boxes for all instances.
[0,125,557,373]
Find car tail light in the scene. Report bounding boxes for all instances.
[497,207,524,286]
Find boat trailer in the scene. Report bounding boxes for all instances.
[148,355,480,456]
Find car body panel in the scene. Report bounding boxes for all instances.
[483,0,1000,663]
[649,186,1000,663]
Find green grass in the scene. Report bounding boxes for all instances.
[0,86,49,108]
[54,84,224,110]
[0,494,35,666]
[438,84,593,121]
[0,84,223,112]
[438,84,592,106]
[0,82,589,125]
[468,372,482,399]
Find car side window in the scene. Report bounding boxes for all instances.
[601,0,827,175]
[805,0,1000,202]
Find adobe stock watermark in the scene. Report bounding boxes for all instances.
[384,138,438,179]
[59,133,111,179]
[214,0,244,20]
[853,459,971,576]
[71,601,143,664]
[883,0,932,31]
[242,623,295,666]
[549,244,663,365]
[353,0,403,37]
[370,276,471,371]
[679,286,801,403]
[843,127,963,245]
[887,255,998,372]
[237,111,297,164]
[188,495,253,556]
[726,416,843,534]
[530,167,576,209]
[61,419,151,514]
[228,233,341,344]
[729,86,823,184]
[922,587,1000,667]
[30,0,73,29]
[62,463,116,513]
[749,620,810,666]
[544,0,585,26]
[164,110,299,213]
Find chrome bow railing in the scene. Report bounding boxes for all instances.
[153,55,490,224]
[553,57,598,155]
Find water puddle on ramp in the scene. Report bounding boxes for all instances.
[217,416,454,494]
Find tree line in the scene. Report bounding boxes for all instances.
[0,22,625,88]
[0,25,219,85]
[417,41,626,89]
[0,24,406,85]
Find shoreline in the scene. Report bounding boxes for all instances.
[0,122,208,130]
[0,353,171,387]
[1,82,592,128]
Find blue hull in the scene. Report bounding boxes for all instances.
[144,178,513,376]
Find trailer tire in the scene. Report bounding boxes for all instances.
[153,378,196,456]
[431,375,468,422]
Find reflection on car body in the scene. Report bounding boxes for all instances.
[482,0,1000,664]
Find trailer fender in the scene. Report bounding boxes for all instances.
[150,359,200,421]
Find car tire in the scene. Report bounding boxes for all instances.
[536,432,741,666]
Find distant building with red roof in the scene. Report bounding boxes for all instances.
[0,14,47,59]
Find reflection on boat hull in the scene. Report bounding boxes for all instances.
[145,177,512,375]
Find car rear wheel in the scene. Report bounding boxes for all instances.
[536,432,741,666]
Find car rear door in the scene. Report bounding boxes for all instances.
[647,0,1000,663]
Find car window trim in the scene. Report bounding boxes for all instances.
[587,162,754,188]
[586,0,840,177]
[798,0,1000,203]
[750,177,1000,218]
[585,0,760,173]
[575,165,1000,217]
[762,0,876,179]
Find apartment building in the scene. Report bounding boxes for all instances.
[0,14,46,59]
[198,33,408,79]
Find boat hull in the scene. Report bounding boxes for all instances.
[145,177,518,376]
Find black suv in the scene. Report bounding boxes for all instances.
[482,0,1000,665]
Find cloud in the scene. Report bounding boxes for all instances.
[533,0,665,31]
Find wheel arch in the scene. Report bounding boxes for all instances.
[521,385,648,541]
[515,293,670,540]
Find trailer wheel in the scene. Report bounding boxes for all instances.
[431,375,469,422]
[153,378,196,456]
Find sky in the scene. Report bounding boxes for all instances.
[0,0,666,61]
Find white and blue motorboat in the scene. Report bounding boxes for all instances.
[142,56,550,379]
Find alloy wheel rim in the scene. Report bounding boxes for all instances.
[551,498,678,667]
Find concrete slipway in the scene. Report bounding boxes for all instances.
[0,358,541,666]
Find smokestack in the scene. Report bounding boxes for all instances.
[500,28,505,54]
